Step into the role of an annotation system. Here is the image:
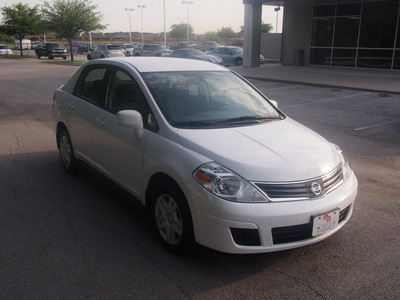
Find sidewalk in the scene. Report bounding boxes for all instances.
[233,63,400,94]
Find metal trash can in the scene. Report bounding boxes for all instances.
[294,50,304,66]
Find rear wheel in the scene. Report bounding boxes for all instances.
[87,54,92,60]
[152,183,194,252]
[58,129,77,173]
[100,54,105,58]
[235,57,243,66]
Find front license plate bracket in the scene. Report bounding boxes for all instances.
[311,209,340,237]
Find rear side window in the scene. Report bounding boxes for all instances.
[75,66,108,107]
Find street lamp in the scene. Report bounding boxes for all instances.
[274,7,280,34]
[138,5,146,45]
[163,0,166,46]
[182,1,193,45]
[125,8,135,44]
[36,4,46,43]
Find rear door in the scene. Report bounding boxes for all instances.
[68,65,110,161]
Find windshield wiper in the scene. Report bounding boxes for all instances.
[172,120,216,127]
[217,115,280,124]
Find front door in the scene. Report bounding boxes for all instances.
[93,67,151,197]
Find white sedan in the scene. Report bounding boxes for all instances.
[52,57,358,254]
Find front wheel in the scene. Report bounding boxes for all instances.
[87,54,92,60]
[58,129,77,173]
[152,183,194,252]
[235,57,243,66]
[63,55,67,60]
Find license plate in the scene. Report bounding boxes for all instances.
[312,209,340,237]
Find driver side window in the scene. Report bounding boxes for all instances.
[107,69,158,131]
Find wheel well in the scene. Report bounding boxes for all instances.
[145,173,185,212]
[56,122,68,149]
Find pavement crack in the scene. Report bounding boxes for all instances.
[251,256,327,299]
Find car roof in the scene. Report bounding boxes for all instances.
[96,57,228,73]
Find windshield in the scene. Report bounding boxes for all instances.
[142,71,282,128]
[48,43,61,49]
[154,45,168,51]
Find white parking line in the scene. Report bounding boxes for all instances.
[265,85,302,91]
[354,119,400,131]
[283,92,370,108]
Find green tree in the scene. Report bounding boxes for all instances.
[42,0,105,61]
[203,31,219,43]
[239,21,273,35]
[0,3,42,56]
[261,21,273,33]
[169,23,193,42]
[216,27,235,43]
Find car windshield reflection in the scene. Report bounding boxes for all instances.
[141,71,282,128]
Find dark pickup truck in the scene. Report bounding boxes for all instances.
[35,43,68,59]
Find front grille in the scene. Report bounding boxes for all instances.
[272,205,351,245]
[254,164,343,201]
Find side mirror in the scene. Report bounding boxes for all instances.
[269,99,278,108]
[117,110,144,138]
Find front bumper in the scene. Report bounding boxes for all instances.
[189,171,358,254]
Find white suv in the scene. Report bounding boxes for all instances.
[52,57,358,254]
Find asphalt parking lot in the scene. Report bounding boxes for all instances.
[0,58,399,299]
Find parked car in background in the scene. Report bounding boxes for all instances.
[136,43,172,56]
[195,41,220,51]
[52,57,357,254]
[35,43,68,59]
[169,48,223,65]
[87,44,124,60]
[77,43,90,54]
[0,44,13,55]
[117,43,137,56]
[208,46,265,66]
[32,42,42,49]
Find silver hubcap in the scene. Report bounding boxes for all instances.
[155,194,183,245]
[59,134,72,168]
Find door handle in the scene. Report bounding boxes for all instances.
[96,118,105,127]
[68,103,75,109]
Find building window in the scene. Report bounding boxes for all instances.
[310,0,400,70]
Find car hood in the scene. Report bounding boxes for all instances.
[176,118,340,182]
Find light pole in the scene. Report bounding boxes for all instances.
[36,4,46,43]
[274,7,280,34]
[138,5,146,45]
[125,8,135,44]
[182,1,193,45]
[163,0,166,46]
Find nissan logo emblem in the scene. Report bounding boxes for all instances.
[311,182,322,196]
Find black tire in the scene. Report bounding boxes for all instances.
[37,55,41,59]
[100,55,105,58]
[63,55,67,60]
[49,55,53,59]
[126,51,131,57]
[235,57,243,66]
[87,54,92,60]
[58,129,77,174]
[152,183,194,253]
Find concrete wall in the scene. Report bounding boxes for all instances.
[260,33,282,61]
[282,0,313,65]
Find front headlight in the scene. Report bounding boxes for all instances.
[333,144,352,182]
[193,162,268,203]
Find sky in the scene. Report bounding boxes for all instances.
[0,0,283,34]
